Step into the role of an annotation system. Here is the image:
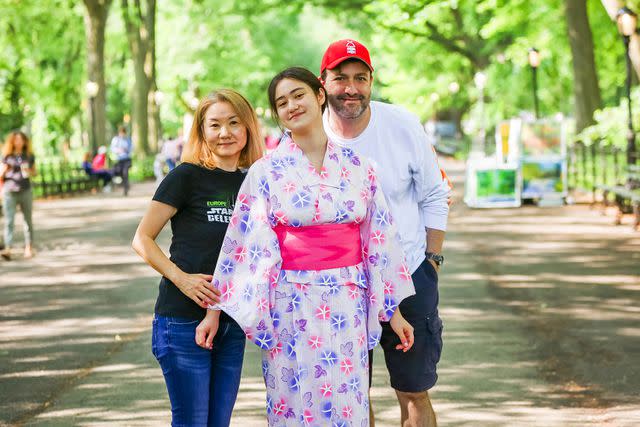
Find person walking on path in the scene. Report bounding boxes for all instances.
[196,67,416,426]
[0,130,36,260]
[132,89,264,426]
[110,126,133,196]
[320,39,450,427]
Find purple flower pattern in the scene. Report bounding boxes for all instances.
[212,136,415,426]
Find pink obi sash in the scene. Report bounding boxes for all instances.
[273,223,362,270]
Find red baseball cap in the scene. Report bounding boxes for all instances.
[320,39,374,75]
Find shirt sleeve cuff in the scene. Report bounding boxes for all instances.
[423,219,448,232]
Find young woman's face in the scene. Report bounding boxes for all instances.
[13,134,26,152]
[203,101,248,163]
[274,78,325,132]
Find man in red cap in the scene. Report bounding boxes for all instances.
[320,39,450,427]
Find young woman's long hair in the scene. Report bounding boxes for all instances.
[2,131,32,158]
[181,89,264,169]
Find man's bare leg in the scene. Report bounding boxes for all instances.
[395,390,436,427]
[369,402,375,427]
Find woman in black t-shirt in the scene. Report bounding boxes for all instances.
[1,131,36,260]
[132,89,264,426]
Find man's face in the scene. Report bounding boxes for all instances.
[323,61,372,120]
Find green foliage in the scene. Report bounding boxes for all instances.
[104,4,132,134]
[153,1,349,129]
[0,0,631,158]
[589,0,626,106]
[129,155,156,181]
[0,0,85,151]
[362,0,577,122]
[577,87,640,148]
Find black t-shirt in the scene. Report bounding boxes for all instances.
[152,162,245,321]
[1,153,35,192]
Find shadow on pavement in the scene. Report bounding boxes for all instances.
[1,169,639,426]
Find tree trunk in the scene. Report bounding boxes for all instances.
[133,59,150,155]
[82,0,112,155]
[148,81,161,152]
[565,0,602,133]
[122,0,157,155]
[147,0,161,152]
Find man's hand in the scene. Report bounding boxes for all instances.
[389,309,415,352]
[174,272,220,308]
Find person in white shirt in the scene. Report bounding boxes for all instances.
[110,126,133,196]
[320,39,450,427]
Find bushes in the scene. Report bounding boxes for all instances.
[577,87,640,150]
[128,155,156,182]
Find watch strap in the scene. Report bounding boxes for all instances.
[425,251,444,266]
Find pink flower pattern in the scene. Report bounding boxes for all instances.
[212,136,414,426]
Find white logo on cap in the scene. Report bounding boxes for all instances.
[346,41,356,55]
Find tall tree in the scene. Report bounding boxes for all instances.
[82,0,113,154]
[565,0,602,132]
[333,0,547,121]
[1,0,85,149]
[121,0,157,155]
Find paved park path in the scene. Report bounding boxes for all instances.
[1,159,638,426]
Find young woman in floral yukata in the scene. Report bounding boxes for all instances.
[196,67,416,426]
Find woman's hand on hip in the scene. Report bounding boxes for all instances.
[175,272,221,308]
[389,309,415,352]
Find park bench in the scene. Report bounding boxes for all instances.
[596,164,640,230]
[33,160,101,198]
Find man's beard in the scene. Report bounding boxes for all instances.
[327,93,369,119]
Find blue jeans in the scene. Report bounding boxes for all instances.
[152,315,246,427]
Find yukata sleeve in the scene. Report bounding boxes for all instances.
[209,163,282,350]
[360,164,416,350]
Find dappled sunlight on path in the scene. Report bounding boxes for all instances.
[0,183,160,425]
[1,166,638,426]
[429,158,640,426]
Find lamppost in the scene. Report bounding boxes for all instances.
[85,81,99,154]
[474,71,487,154]
[617,7,638,165]
[528,47,541,119]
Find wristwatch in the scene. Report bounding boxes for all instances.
[425,251,444,267]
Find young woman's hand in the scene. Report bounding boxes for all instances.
[174,272,220,308]
[195,310,220,349]
[389,309,415,352]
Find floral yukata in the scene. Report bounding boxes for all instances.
[212,135,415,426]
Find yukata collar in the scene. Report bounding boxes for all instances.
[277,133,342,189]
